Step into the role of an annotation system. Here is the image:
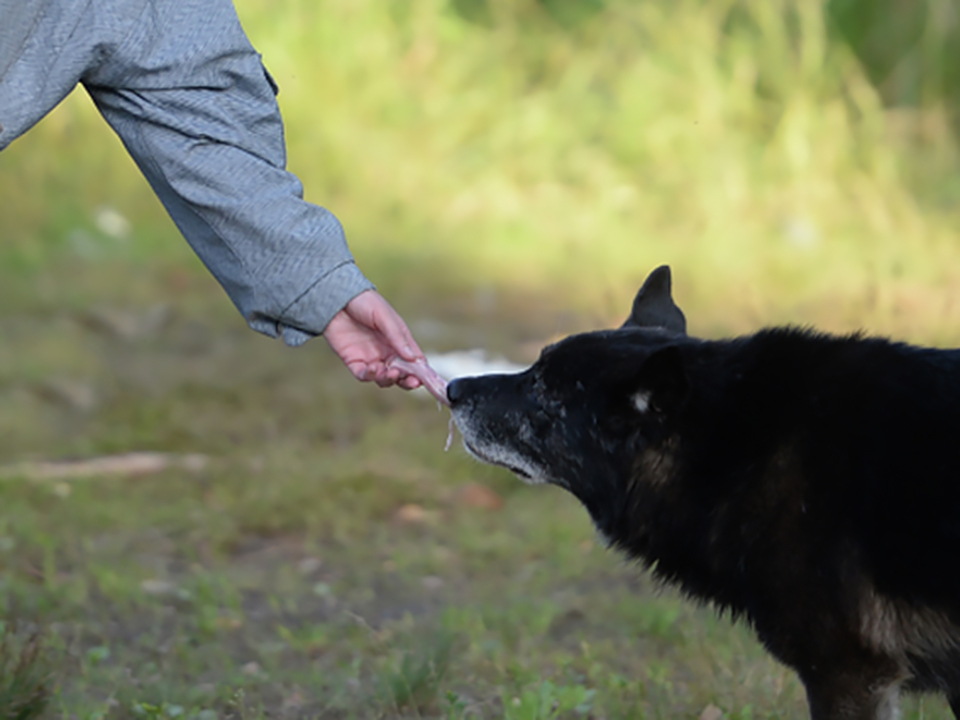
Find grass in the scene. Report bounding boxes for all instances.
[0,625,51,720]
[1,0,960,717]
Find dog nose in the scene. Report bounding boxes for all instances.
[446,378,465,405]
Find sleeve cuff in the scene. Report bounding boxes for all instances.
[257,260,375,347]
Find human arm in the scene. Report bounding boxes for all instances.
[0,0,430,386]
[81,0,375,347]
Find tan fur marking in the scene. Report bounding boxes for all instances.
[633,437,678,488]
[871,682,903,720]
[859,587,960,660]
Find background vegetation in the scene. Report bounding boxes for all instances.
[1,0,958,717]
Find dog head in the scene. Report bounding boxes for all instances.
[447,266,691,522]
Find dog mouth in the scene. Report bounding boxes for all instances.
[463,440,534,480]
[509,465,533,480]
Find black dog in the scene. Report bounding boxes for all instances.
[447,266,960,720]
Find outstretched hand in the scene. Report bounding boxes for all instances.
[324,290,425,389]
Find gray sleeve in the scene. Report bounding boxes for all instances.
[81,0,374,346]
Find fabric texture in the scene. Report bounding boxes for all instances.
[0,0,50,81]
[0,0,374,345]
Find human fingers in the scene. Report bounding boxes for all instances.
[347,291,423,362]
[344,359,374,382]
[398,374,423,390]
[380,312,423,362]
[372,363,403,388]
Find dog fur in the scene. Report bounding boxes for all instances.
[447,266,960,720]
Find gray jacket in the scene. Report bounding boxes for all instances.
[0,0,374,345]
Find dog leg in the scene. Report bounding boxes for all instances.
[948,692,960,719]
[803,672,902,720]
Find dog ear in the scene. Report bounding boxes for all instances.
[631,346,689,415]
[621,265,687,335]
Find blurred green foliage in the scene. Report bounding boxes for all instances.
[827,0,960,116]
[3,0,960,340]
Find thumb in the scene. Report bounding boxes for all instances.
[346,291,424,361]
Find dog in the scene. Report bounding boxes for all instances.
[447,266,960,720]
